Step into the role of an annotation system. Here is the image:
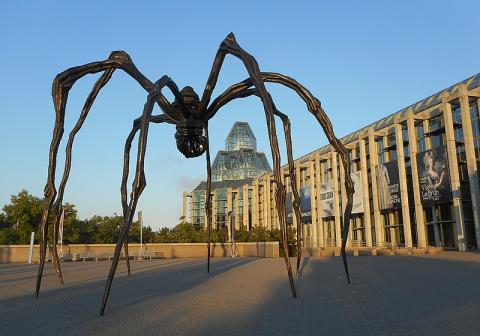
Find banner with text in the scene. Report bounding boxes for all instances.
[376,161,401,210]
[416,146,452,205]
[286,186,312,224]
[351,171,364,214]
[319,180,335,218]
[286,192,293,224]
[300,186,312,223]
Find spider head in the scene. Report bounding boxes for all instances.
[173,86,207,158]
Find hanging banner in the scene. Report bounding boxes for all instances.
[376,161,401,210]
[286,192,293,224]
[416,146,452,205]
[299,186,312,223]
[351,171,364,214]
[319,180,335,218]
[285,186,312,224]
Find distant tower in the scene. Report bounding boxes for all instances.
[225,121,257,151]
[212,122,271,182]
[187,121,271,228]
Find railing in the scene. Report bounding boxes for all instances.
[47,251,165,262]
[130,251,165,260]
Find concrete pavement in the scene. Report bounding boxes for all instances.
[1,253,479,335]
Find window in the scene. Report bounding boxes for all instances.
[387,133,397,161]
[470,100,480,159]
[429,114,445,148]
[377,139,385,164]
[416,121,426,152]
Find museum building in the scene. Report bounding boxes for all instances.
[183,122,271,229]
[183,73,480,251]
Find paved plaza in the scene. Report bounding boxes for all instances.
[1,253,479,335]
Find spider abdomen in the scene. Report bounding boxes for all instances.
[175,122,207,158]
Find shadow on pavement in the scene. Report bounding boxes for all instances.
[1,256,480,336]
[0,257,257,336]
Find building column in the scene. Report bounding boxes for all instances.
[309,159,318,247]
[182,192,187,224]
[227,188,233,216]
[442,94,467,251]
[315,153,325,247]
[458,86,480,249]
[264,177,271,230]
[368,129,384,246]
[339,155,351,247]
[271,180,278,229]
[382,135,397,245]
[395,117,413,247]
[187,194,193,224]
[351,146,363,245]
[297,165,304,242]
[279,172,285,230]
[332,152,342,247]
[422,118,436,246]
[406,109,427,247]
[352,148,359,244]
[234,191,241,230]
[252,183,259,228]
[289,165,296,231]
[232,190,237,229]
[243,185,250,230]
[212,192,217,230]
[359,137,373,246]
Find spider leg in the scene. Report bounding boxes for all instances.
[271,109,303,277]
[206,73,354,283]
[49,69,115,286]
[121,114,173,276]
[100,77,173,315]
[200,33,296,297]
[207,87,304,275]
[36,51,179,298]
[203,123,213,273]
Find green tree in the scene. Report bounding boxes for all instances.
[63,217,97,244]
[0,190,86,245]
[49,203,79,243]
[234,227,251,242]
[0,227,20,245]
[128,220,155,243]
[1,190,44,244]
[249,226,269,242]
[0,213,7,228]
[268,227,297,246]
[168,222,206,243]
[89,215,123,244]
[153,227,172,243]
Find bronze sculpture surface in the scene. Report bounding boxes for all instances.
[35,33,354,315]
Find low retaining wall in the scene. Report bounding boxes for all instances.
[0,242,279,263]
[302,246,444,257]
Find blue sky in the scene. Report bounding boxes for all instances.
[1,1,479,229]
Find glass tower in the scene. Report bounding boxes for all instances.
[190,122,271,228]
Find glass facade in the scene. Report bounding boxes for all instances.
[225,122,257,151]
[212,122,271,182]
[188,122,271,229]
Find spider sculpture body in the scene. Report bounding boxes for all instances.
[35,33,354,315]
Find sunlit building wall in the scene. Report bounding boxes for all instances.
[184,73,480,251]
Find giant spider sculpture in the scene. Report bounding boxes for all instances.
[35,33,354,315]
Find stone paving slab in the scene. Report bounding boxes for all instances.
[0,253,479,336]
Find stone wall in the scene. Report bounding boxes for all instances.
[0,242,279,263]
